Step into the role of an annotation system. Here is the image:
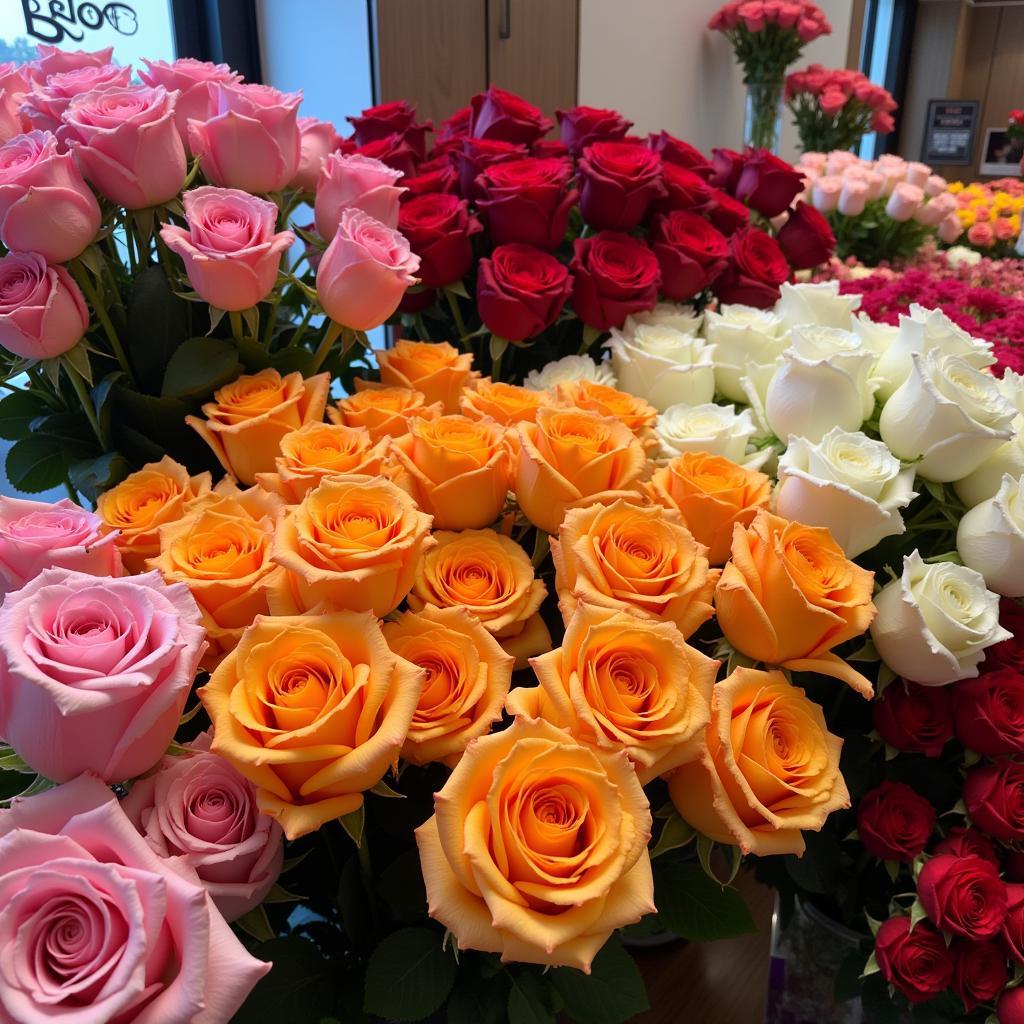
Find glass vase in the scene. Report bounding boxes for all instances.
[744,81,785,154]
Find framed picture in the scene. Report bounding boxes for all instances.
[980,127,1024,177]
[921,99,979,166]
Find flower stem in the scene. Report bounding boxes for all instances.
[444,288,469,346]
[229,311,246,345]
[69,261,136,387]
[65,363,105,449]
[309,320,345,373]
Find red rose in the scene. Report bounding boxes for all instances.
[734,149,805,218]
[469,85,552,146]
[557,105,632,157]
[648,132,714,178]
[452,137,528,199]
[777,201,835,270]
[710,147,747,193]
[934,826,1000,867]
[986,601,1024,675]
[713,228,789,308]
[954,669,1024,757]
[966,761,1024,843]
[398,193,481,288]
[706,189,751,234]
[438,105,471,142]
[475,157,577,251]
[856,781,935,863]
[570,231,660,332]
[531,139,569,159]
[951,940,1009,1012]
[649,211,729,301]
[657,163,715,214]
[919,855,1008,939]
[999,986,1024,1023]
[348,100,431,159]
[356,133,419,178]
[873,679,954,757]
[402,163,459,197]
[1002,884,1024,964]
[476,243,572,341]
[875,916,954,1004]
[578,141,666,231]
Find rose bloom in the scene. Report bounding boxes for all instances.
[200,611,424,839]
[452,136,528,198]
[578,140,666,231]
[571,231,661,331]
[1003,884,1024,965]
[668,667,849,855]
[873,679,954,757]
[957,473,1024,598]
[460,377,549,425]
[1000,988,1024,1023]
[391,414,512,530]
[315,152,405,237]
[934,826,999,866]
[364,338,476,414]
[407,527,550,668]
[0,496,120,597]
[291,115,341,192]
[139,57,241,149]
[776,201,835,270]
[523,353,617,392]
[510,603,717,782]
[476,242,573,341]
[645,452,771,565]
[551,499,719,637]
[918,854,1007,939]
[874,917,954,1005]
[953,668,1024,756]
[0,569,205,783]
[659,163,716,214]
[0,774,268,1023]
[22,62,132,132]
[648,131,713,176]
[550,379,658,441]
[557,105,632,157]
[714,510,876,695]
[515,407,647,535]
[655,403,767,468]
[648,210,729,301]
[856,781,935,862]
[123,733,284,922]
[398,192,482,287]
[415,716,654,970]
[383,605,513,766]
[952,941,1008,1014]
[713,228,790,309]
[468,84,553,145]
[355,132,418,177]
[734,149,805,218]
[187,368,330,485]
[331,384,443,440]
[28,42,113,83]
[965,759,1024,842]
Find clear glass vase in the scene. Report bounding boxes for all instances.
[744,81,785,153]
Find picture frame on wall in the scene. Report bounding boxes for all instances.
[980,127,1024,177]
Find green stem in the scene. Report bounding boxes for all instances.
[229,311,246,345]
[119,213,137,275]
[491,347,504,381]
[261,293,283,347]
[413,312,431,341]
[69,261,136,387]
[444,288,469,346]
[288,303,316,349]
[309,320,345,373]
[65,364,105,449]
[356,826,380,934]
[62,473,80,505]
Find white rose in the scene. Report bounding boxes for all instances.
[853,313,898,358]
[774,280,861,330]
[874,303,994,401]
[654,402,770,468]
[946,245,983,268]
[703,304,788,403]
[625,302,703,336]
[775,429,917,557]
[604,323,715,412]
[870,550,1011,685]
[523,354,616,392]
[879,350,1016,482]
[955,373,1024,506]
[956,474,1024,597]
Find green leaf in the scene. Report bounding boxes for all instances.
[234,905,275,942]
[550,939,649,1024]
[338,805,364,847]
[127,265,192,393]
[378,849,428,917]
[654,862,757,942]
[6,434,65,493]
[261,882,300,903]
[369,778,405,799]
[68,452,130,504]
[447,974,509,1024]
[161,337,241,399]
[0,391,46,441]
[489,334,510,362]
[363,928,457,1023]
[650,810,696,858]
[233,937,337,1024]
[507,970,557,1024]
[61,342,92,386]
[30,413,101,459]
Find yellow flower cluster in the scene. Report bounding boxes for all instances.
[950,180,1024,234]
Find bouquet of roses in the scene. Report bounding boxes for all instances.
[947,179,1024,257]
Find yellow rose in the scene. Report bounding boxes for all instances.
[415,717,654,970]
[550,380,657,441]
[459,378,549,426]
[186,369,330,484]
[551,499,719,638]
[382,606,513,767]
[667,667,849,856]
[330,386,443,442]
[515,407,647,535]
[200,612,424,839]
[368,339,477,413]
[407,528,550,669]
[508,604,717,783]
[96,455,211,573]
[270,476,434,616]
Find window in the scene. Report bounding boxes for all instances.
[858,0,917,157]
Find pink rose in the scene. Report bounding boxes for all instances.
[811,175,842,212]
[0,130,101,262]
[838,178,868,216]
[27,43,113,84]
[160,186,295,311]
[0,88,24,146]
[939,213,964,244]
[819,89,847,118]
[904,161,931,189]
[926,174,948,197]
[188,81,301,194]
[62,85,187,208]
[864,170,886,199]
[122,733,284,922]
[739,1,767,32]
[0,568,206,783]
[316,207,420,330]
[22,62,132,133]
[0,61,30,100]
[886,182,924,222]
[0,252,88,359]
[996,217,1018,242]
[915,191,957,227]
[315,151,405,238]
[826,150,860,176]
[292,115,342,192]
[138,57,242,151]
[0,774,268,1023]
[969,222,996,248]
[0,496,121,598]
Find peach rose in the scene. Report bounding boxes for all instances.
[382,605,513,766]
[200,612,424,839]
[270,475,433,616]
[460,378,549,426]
[330,385,443,441]
[668,667,849,855]
[509,604,717,782]
[390,414,512,529]
[551,499,719,637]
[407,528,550,668]
[96,455,212,573]
[186,368,330,485]
[415,717,654,970]
[551,379,658,440]
[715,510,876,695]
[645,452,771,565]
[370,339,477,413]
[515,407,647,534]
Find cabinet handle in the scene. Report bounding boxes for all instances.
[499,0,511,39]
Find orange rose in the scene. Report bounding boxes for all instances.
[460,378,548,426]
[367,339,476,413]
[407,528,550,668]
[551,499,719,638]
[668,667,849,856]
[715,510,876,695]
[329,386,443,442]
[515,407,647,534]
[508,604,717,782]
[645,452,771,565]
[186,368,330,484]
[270,476,433,616]
[551,380,657,440]
[415,717,654,970]
[200,612,424,839]
[96,455,211,573]
[382,606,513,767]
[390,415,511,530]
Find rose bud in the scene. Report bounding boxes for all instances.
[399,192,481,288]
[873,679,954,757]
[315,151,406,237]
[0,251,88,360]
[557,105,632,157]
[734,149,805,218]
[934,826,1000,866]
[451,136,528,199]
[658,163,716,214]
[291,115,342,192]
[776,201,836,270]
[918,855,1008,939]
[570,231,661,331]
[713,227,790,309]
[987,600,1024,674]
[476,156,577,250]
[579,140,666,231]
[649,210,729,301]
[856,781,935,863]
[953,668,1024,757]
[355,131,420,177]
[348,99,432,159]
[476,243,572,341]
[648,131,714,177]
[966,760,1024,843]
[875,917,954,1004]
[951,941,1008,1013]
[707,189,751,234]
[402,161,459,196]
[468,84,553,146]
[138,57,241,150]
[709,147,747,192]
